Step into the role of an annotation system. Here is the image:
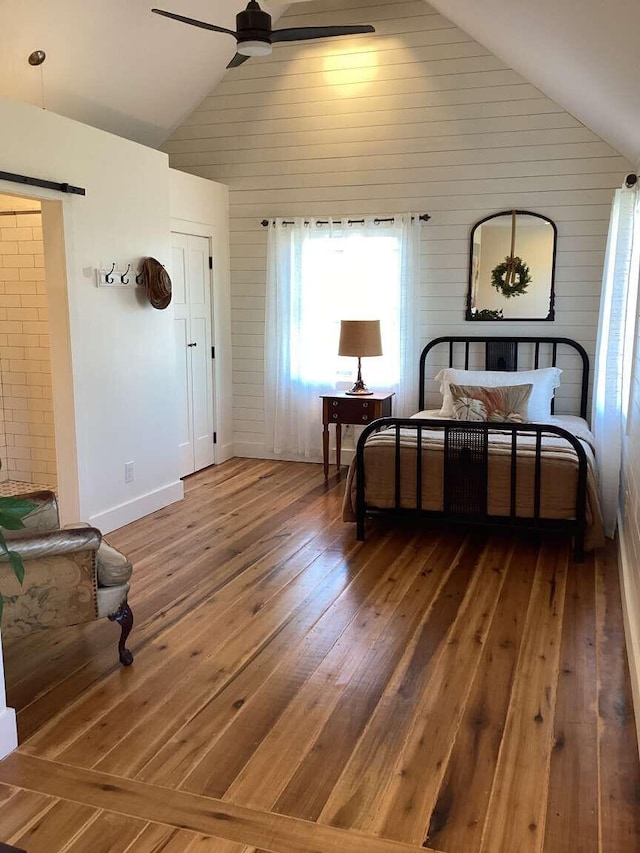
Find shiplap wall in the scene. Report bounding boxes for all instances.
[164,0,630,458]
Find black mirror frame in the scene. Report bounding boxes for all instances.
[466,209,558,322]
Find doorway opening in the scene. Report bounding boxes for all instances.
[0,194,57,495]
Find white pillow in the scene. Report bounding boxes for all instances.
[434,366,562,422]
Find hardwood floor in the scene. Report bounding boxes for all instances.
[1,458,639,852]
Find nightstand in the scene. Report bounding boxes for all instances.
[320,391,394,479]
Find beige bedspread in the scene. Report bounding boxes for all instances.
[343,416,604,551]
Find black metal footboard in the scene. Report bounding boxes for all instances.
[354,417,589,561]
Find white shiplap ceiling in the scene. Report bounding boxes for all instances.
[0,0,638,165]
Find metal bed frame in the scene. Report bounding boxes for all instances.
[354,336,591,561]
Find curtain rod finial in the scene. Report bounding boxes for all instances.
[625,173,637,188]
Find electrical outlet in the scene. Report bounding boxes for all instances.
[124,461,135,484]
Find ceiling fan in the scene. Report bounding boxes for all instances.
[152,0,375,68]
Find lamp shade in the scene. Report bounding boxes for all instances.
[338,320,383,357]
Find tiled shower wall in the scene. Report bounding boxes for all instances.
[0,209,57,488]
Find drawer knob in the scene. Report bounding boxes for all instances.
[333,414,338,420]
[363,402,368,408]
[362,415,368,422]
[332,400,338,406]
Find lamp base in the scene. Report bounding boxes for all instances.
[345,357,374,395]
[345,380,373,396]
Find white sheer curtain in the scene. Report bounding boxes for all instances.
[592,184,640,536]
[264,215,422,459]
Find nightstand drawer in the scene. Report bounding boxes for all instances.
[329,398,376,423]
[320,392,394,479]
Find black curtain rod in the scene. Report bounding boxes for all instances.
[261,214,431,227]
[0,209,41,216]
[625,173,638,188]
[0,170,86,196]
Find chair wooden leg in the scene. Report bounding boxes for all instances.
[109,602,134,666]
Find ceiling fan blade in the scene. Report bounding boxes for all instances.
[151,9,236,37]
[271,24,375,43]
[227,52,252,69]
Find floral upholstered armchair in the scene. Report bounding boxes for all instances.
[0,491,134,665]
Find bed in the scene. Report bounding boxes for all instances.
[343,336,604,561]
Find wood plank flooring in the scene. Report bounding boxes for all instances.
[1,458,639,853]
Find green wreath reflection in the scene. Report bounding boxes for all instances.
[490,255,531,298]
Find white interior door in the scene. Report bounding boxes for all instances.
[172,234,194,477]
[171,232,215,477]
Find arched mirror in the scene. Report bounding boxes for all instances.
[466,210,557,321]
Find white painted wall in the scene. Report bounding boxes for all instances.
[0,96,183,531]
[0,103,234,756]
[169,169,233,463]
[164,0,630,458]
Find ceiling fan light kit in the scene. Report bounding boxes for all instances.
[152,1,375,68]
[237,39,272,57]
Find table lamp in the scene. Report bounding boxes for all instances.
[338,319,383,395]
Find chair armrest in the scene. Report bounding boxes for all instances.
[3,490,60,535]
[0,530,101,638]
[0,527,102,561]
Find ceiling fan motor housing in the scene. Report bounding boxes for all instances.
[237,1,272,44]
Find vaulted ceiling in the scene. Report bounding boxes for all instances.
[425,0,640,167]
[0,0,637,164]
[0,0,289,148]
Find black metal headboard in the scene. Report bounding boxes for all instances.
[419,336,590,419]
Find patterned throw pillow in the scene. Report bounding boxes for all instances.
[448,383,533,423]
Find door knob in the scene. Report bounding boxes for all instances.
[187,342,197,347]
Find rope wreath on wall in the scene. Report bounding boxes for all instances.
[490,211,531,299]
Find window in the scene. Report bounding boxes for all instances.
[622,197,640,424]
[294,231,401,387]
[264,216,421,458]
[593,183,639,535]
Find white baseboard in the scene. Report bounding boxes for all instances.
[233,441,356,467]
[233,441,322,464]
[0,708,17,759]
[617,515,640,755]
[88,480,184,534]
[217,441,234,465]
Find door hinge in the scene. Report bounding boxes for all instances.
[209,256,213,270]
[211,346,215,359]
[213,432,217,444]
